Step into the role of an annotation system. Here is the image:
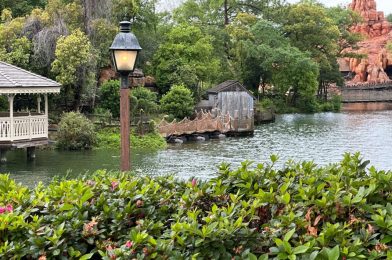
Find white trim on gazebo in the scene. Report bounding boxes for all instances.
[0,61,61,146]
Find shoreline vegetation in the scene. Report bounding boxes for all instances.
[0,153,391,259]
[96,128,167,151]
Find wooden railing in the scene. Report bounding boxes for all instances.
[0,115,47,141]
[158,111,232,138]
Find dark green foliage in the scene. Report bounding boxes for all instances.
[98,80,120,118]
[56,112,97,150]
[160,84,195,119]
[152,24,220,94]
[0,0,46,18]
[96,128,167,150]
[387,14,392,23]
[132,87,158,115]
[1,153,392,258]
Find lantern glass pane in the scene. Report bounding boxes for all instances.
[113,50,137,72]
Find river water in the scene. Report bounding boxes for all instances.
[4,111,392,186]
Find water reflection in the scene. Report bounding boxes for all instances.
[4,111,392,186]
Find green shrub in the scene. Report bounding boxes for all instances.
[318,95,342,113]
[257,97,275,111]
[96,127,167,150]
[56,112,97,150]
[99,80,120,118]
[132,87,158,115]
[1,153,392,259]
[388,14,392,23]
[160,84,195,119]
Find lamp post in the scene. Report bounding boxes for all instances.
[110,21,142,171]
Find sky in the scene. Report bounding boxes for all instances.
[157,0,392,15]
[286,0,392,14]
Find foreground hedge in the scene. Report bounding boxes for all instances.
[0,153,391,259]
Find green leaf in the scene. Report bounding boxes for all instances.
[59,203,74,211]
[258,254,269,260]
[80,253,94,260]
[328,245,340,260]
[282,192,291,205]
[288,254,296,260]
[293,245,308,254]
[234,217,243,227]
[248,253,257,260]
[284,228,296,242]
[270,154,278,163]
[381,235,392,244]
[352,187,365,204]
[80,189,94,205]
[309,251,318,260]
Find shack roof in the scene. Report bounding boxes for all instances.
[207,80,255,98]
[0,61,61,94]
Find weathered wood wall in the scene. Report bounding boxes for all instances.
[218,92,253,119]
[218,92,254,132]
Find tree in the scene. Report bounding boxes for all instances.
[173,0,285,27]
[388,42,392,54]
[160,85,195,119]
[241,19,319,108]
[98,80,120,118]
[0,0,46,18]
[89,19,118,68]
[132,87,158,115]
[283,2,341,100]
[325,6,362,52]
[0,17,32,68]
[51,29,96,110]
[153,24,220,93]
[387,14,392,23]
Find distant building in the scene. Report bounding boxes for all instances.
[196,80,255,132]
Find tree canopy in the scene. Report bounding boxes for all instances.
[0,0,364,112]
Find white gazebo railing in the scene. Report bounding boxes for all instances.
[0,114,48,141]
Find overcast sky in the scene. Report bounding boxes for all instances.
[157,0,392,15]
[286,0,391,14]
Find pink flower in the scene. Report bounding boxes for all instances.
[125,240,133,248]
[111,181,119,191]
[6,204,13,213]
[0,204,12,214]
[191,178,197,187]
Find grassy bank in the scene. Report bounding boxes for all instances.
[0,153,391,259]
[96,128,167,150]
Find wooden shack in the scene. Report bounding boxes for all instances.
[197,80,255,134]
[0,61,61,161]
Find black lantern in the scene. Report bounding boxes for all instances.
[110,21,142,75]
[109,21,142,172]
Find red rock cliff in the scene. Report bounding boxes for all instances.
[340,0,392,85]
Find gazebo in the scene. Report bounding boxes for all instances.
[0,61,61,161]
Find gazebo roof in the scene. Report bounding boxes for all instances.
[0,61,61,94]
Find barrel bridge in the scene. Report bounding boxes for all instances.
[158,110,254,138]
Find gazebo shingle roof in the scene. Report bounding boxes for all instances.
[0,61,61,94]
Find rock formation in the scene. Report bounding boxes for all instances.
[340,0,392,85]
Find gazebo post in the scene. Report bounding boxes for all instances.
[44,93,48,135]
[8,95,14,141]
[0,61,61,163]
[37,96,41,114]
